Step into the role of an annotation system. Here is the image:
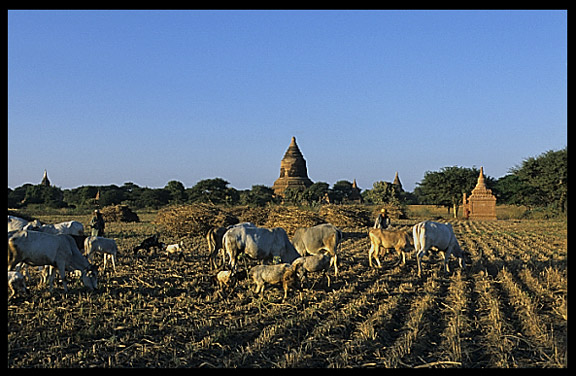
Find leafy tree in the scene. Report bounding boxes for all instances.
[99,185,127,207]
[8,184,31,208]
[136,188,171,209]
[508,148,567,212]
[493,174,537,207]
[415,166,486,218]
[240,185,277,207]
[282,187,304,205]
[22,184,67,208]
[302,182,330,204]
[331,180,355,203]
[187,178,239,205]
[362,181,401,205]
[164,180,187,204]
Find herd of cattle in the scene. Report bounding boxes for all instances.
[7,214,469,301]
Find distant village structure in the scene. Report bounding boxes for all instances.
[462,167,497,220]
[272,137,314,197]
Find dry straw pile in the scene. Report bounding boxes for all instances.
[155,203,383,238]
[264,206,325,236]
[155,204,239,237]
[370,203,408,220]
[100,205,140,223]
[318,204,373,228]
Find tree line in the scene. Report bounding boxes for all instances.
[8,148,566,215]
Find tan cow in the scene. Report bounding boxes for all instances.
[368,228,414,268]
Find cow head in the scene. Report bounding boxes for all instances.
[81,264,99,290]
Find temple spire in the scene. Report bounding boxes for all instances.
[392,171,403,191]
[475,166,486,189]
[40,169,51,187]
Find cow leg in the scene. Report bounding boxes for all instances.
[368,244,375,268]
[375,245,382,268]
[400,249,406,265]
[443,250,451,274]
[369,244,381,268]
[46,266,55,291]
[458,255,465,270]
[57,263,68,293]
[416,249,428,277]
[331,254,338,276]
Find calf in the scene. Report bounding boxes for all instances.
[292,253,332,287]
[216,270,236,290]
[206,227,228,270]
[165,241,184,255]
[84,236,118,272]
[249,263,299,301]
[133,234,165,254]
[368,228,414,268]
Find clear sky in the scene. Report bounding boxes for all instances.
[8,10,567,192]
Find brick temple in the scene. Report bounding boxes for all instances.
[272,137,313,197]
[462,167,497,220]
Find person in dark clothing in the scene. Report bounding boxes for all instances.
[90,209,105,237]
[373,208,391,229]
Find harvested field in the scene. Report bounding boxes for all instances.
[7,210,567,368]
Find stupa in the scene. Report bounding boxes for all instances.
[40,170,51,187]
[272,137,313,197]
[392,171,403,191]
[462,167,497,220]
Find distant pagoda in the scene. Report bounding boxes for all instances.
[347,179,363,203]
[40,169,51,187]
[272,137,313,197]
[462,167,497,220]
[392,171,403,191]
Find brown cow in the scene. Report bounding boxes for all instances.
[206,227,228,270]
[368,228,414,268]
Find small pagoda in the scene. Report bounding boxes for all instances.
[40,170,51,187]
[462,167,497,220]
[272,137,313,197]
[392,171,403,191]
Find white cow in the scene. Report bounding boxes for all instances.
[222,225,301,270]
[413,221,466,277]
[84,236,118,272]
[8,215,29,232]
[292,223,342,276]
[31,220,85,236]
[8,230,98,292]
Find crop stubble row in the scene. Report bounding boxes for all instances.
[8,219,566,367]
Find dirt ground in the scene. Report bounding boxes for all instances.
[8,216,567,368]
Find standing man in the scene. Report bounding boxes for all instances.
[90,209,105,237]
[373,208,391,229]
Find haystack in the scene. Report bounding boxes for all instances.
[265,206,325,236]
[227,206,269,226]
[100,205,140,223]
[318,204,372,228]
[155,204,239,237]
[371,203,407,220]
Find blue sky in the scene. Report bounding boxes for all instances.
[8,10,567,192]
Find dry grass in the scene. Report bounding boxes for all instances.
[8,208,567,368]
